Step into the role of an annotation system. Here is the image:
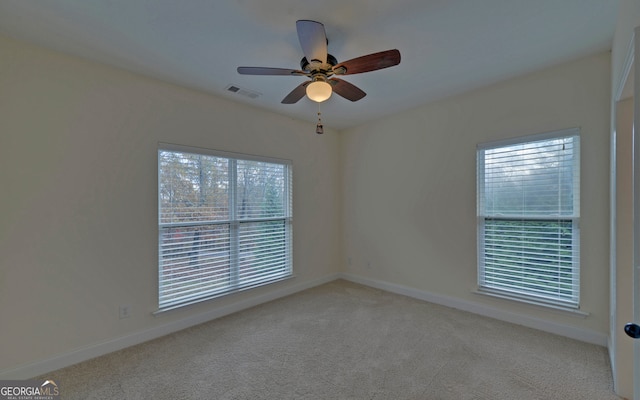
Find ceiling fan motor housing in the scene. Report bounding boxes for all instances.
[300,54,338,73]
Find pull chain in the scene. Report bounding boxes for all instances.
[316,103,324,134]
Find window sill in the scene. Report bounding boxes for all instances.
[473,288,590,318]
[153,274,294,315]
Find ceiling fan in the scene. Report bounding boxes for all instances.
[237,20,401,105]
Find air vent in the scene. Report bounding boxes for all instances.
[226,84,261,99]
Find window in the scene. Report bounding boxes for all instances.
[476,129,580,308]
[158,144,292,311]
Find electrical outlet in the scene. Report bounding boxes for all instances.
[119,305,131,319]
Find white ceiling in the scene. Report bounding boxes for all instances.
[0,0,619,130]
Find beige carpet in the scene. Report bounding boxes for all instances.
[38,280,621,399]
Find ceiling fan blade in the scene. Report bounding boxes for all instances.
[237,67,307,76]
[296,20,327,64]
[281,81,311,104]
[329,78,366,102]
[332,49,401,75]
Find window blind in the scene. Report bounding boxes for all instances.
[158,145,292,311]
[477,129,580,307]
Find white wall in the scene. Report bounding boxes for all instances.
[0,35,341,377]
[340,52,611,338]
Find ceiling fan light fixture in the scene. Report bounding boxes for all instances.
[306,80,332,102]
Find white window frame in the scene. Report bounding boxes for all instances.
[476,128,580,309]
[157,143,292,312]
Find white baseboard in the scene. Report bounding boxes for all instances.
[0,274,340,380]
[338,273,608,347]
[3,272,607,379]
